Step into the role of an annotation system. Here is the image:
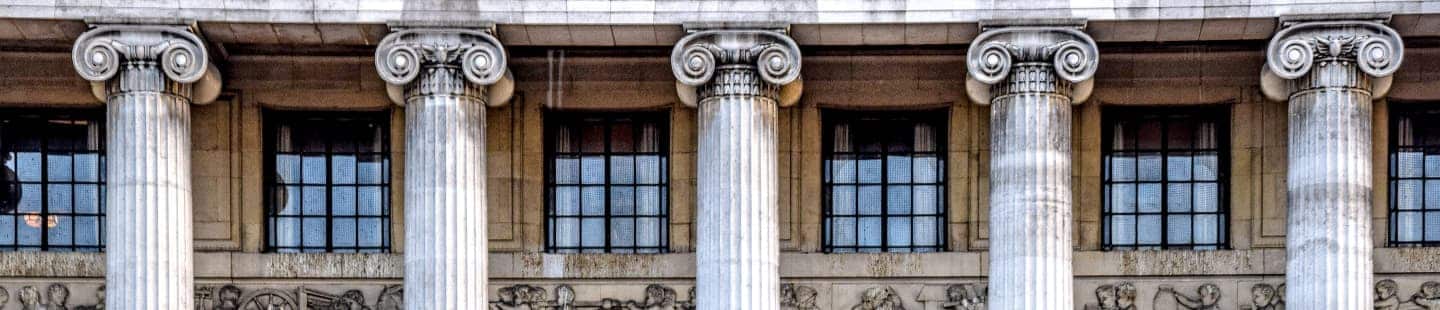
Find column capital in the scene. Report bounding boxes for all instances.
[71,23,222,104]
[1260,18,1404,101]
[965,23,1099,105]
[670,27,803,108]
[374,27,513,106]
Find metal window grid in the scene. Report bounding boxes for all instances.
[1101,106,1230,250]
[545,112,671,254]
[264,111,391,253]
[821,110,948,253]
[0,109,106,252]
[1388,104,1440,247]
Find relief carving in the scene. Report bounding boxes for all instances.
[780,283,818,310]
[1154,284,1220,310]
[851,286,904,310]
[1086,283,1137,310]
[489,284,695,310]
[938,283,987,310]
[1245,283,1284,310]
[1375,279,1440,309]
[190,284,401,310]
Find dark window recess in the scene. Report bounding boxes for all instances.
[0,109,106,252]
[822,111,947,253]
[1101,107,1229,250]
[546,113,670,254]
[1389,105,1440,247]
[265,111,391,253]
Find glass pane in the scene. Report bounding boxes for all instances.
[1195,183,1219,212]
[15,152,40,182]
[274,185,301,216]
[1427,154,1440,178]
[48,184,72,213]
[580,156,605,185]
[554,218,579,247]
[887,217,911,247]
[833,218,856,247]
[46,153,71,182]
[636,186,661,216]
[914,155,939,183]
[1138,215,1161,245]
[611,122,635,153]
[332,155,356,184]
[1194,152,1219,181]
[611,187,635,216]
[581,187,605,216]
[1111,154,1136,182]
[332,218,356,248]
[610,156,634,184]
[914,185,938,215]
[302,217,327,248]
[357,155,386,185]
[1167,215,1192,245]
[332,187,356,216]
[1112,184,1136,213]
[887,155,911,183]
[637,218,660,247]
[858,156,882,183]
[1428,211,1440,241]
[1428,181,1440,210]
[580,218,605,247]
[555,155,579,184]
[1398,180,1424,210]
[1167,183,1191,213]
[74,153,100,182]
[358,186,385,216]
[1167,119,1195,149]
[611,218,635,247]
[1139,184,1161,213]
[858,186,882,215]
[1399,151,1423,178]
[636,155,661,184]
[1167,154,1192,181]
[859,217,882,247]
[1110,215,1136,245]
[581,124,606,153]
[358,218,384,247]
[1137,120,1162,149]
[75,216,100,246]
[1397,212,1423,242]
[831,185,856,215]
[48,216,72,246]
[832,155,856,183]
[302,186,326,215]
[301,155,326,184]
[274,217,301,247]
[1195,214,1219,244]
[887,185,912,215]
[1138,153,1162,181]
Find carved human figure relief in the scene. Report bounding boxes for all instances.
[1413,281,1440,309]
[1155,284,1221,310]
[19,286,40,310]
[1246,283,1285,310]
[851,287,905,310]
[1086,283,1137,310]
[781,283,819,310]
[939,284,986,310]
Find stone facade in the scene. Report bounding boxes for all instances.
[0,1,1439,309]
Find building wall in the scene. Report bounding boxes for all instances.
[1,43,1440,308]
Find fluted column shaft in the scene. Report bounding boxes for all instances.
[1260,19,1404,309]
[72,24,218,309]
[696,67,780,309]
[670,28,802,310]
[403,66,488,309]
[987,64,1074,309]
[966,25,1097,310]
[1285,62,1373,309]
[105,60,194,310]
[374,27,509,309]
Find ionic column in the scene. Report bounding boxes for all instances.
[374,27,513,309]
[71,23,222,309]
[670,27,803,309]
[965,24,1098,309]
[1260,18,1404,309]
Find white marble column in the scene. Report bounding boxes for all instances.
[375,27,512,309]
[1260,18,1404,309]
[671,28,803,309]
[71,23,222,309]
[965,24,1098,310]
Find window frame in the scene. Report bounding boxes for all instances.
[1100,106,1231,251]
[1387,103,1440,247]
[262,110,393,253]
[820,109,949,253]
[543,111,672,254]
[0,108,107,252]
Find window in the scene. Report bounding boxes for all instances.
[0,110,105,252]
[822,111,946,253]
[265,111,391,253]
[1102,107,1228,250]
[1389,105,1440,246]
[546,113,669,253]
